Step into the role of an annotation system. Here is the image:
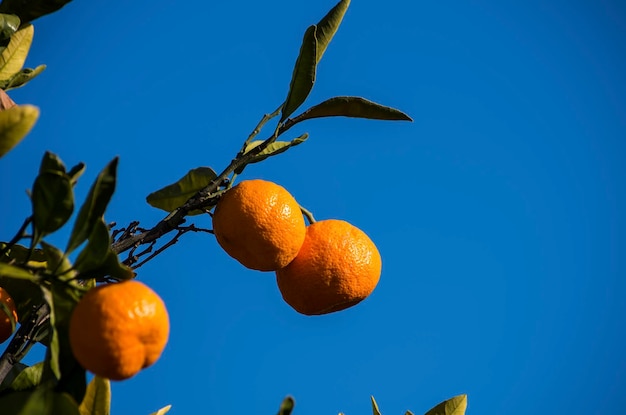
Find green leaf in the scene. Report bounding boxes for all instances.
[146,167,217,215]
[80,250,134,281]
[0,386,81,415]
[1,64,46,91]
[277,396,295,415]
[0,243,46,263]
[371,396,382,415]
[0,277,43,322]
[0,104,39,158]
[41,284,86,404]
[424,395,467,415]
[38,151,66,174]
[66,158,118,254]
[406,411,415,415]
[0,362,27,391]
[74,219,111,274]
[78,376,110,415]
[31,171,74,237]
[67,162,86,185]
[289,96,412,125]
[243,135,308,165]
[41,242,74,280]
[0,0,73,24]
[315,0,350,62]
[280,25,317,122]
[9,362,44,391]
[0,262,38,282]
[0,13,19,42]
[149,404,172,415]
[0,24,33,81]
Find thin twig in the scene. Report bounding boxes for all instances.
[0,216,33,257]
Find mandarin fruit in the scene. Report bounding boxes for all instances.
[69,280,169,381]
[0,287,18,343]
[212,180,306,271]
[276,219,382,315]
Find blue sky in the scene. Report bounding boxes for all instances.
[1,0,625,414]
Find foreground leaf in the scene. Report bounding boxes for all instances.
[0,13,19,42]
[74,219,111,274]
[9,362,44,391]
[243,134,308,165]
[280,25,317,122]
[0,24,34,81]
[0,386,81,415]
[146,167,217,214]
[424,395,467,415]
[315,0,350,62]
[31,171,74,238]
[78,376,110,415]
[0,0,73,24]
[67,158,118,253]
[0,104,39,158]
[0,262,38,282]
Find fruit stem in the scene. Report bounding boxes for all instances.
[300,206,316,225]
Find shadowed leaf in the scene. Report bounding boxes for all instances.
[78,376,110,415]
[0,104,39,158]
[315,0,350,62]
[289,96,412,126]
[0,24,33,81]
[146,167,217,215]
[31,171,74,238]
[277,396,295,415]
[67,158,118,254]
[424,395,467,415]
[281,25,317,122]
[0,0,73,24]
[1,64,46,90]
[0,13,19,42]
[74,219,110,274]
[0,262,38,282]
[0,243,46,263]
[9,362,44,391]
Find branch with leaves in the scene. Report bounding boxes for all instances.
[0,1,465,414]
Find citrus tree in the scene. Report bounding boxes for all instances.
[0,0,468,413]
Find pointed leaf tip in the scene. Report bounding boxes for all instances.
[316,0,350,62]
[371,396,382,415]
[424,394,467,415]
[146,167,217,214]
[281,25,317,122]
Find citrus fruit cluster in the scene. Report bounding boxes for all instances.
[212,179,382,315]
[0,287,18,344]
[69,280,169,381]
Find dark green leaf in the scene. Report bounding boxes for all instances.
[74,219,111,273]
[0,262,38,282]
[0,104,39,158]
[277,396,295,415]
[0,24,33,81]
[243,134,308,165]
[289,96,412,125]
[0,300,16,333]
[146,167,217,215]
[41,242,74,280]
[280,25,317,122]
[31,172,73,237]
[0,386,81,415]
[371,396,382,415]
[424,395,467,415]
[0,13,19,42]
[0,243,46,263]
[1,65,46,91]
[66,158,118,254]
[41,284,86,404]
[38,151,66,174]
[67,162,85,185]
[79,250,134,281]
[78,376,110,415]
[315,0,350,62]
[0,277,43,321]
[9,362,44,391]
[0,0,73,24]
[0,362,27,392]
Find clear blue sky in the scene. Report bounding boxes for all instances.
[1,0,625,414]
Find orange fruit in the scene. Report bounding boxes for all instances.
[0,287,18,343]
[69,280,169,381]
[212,179,306,271]
[276,219,382,315]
